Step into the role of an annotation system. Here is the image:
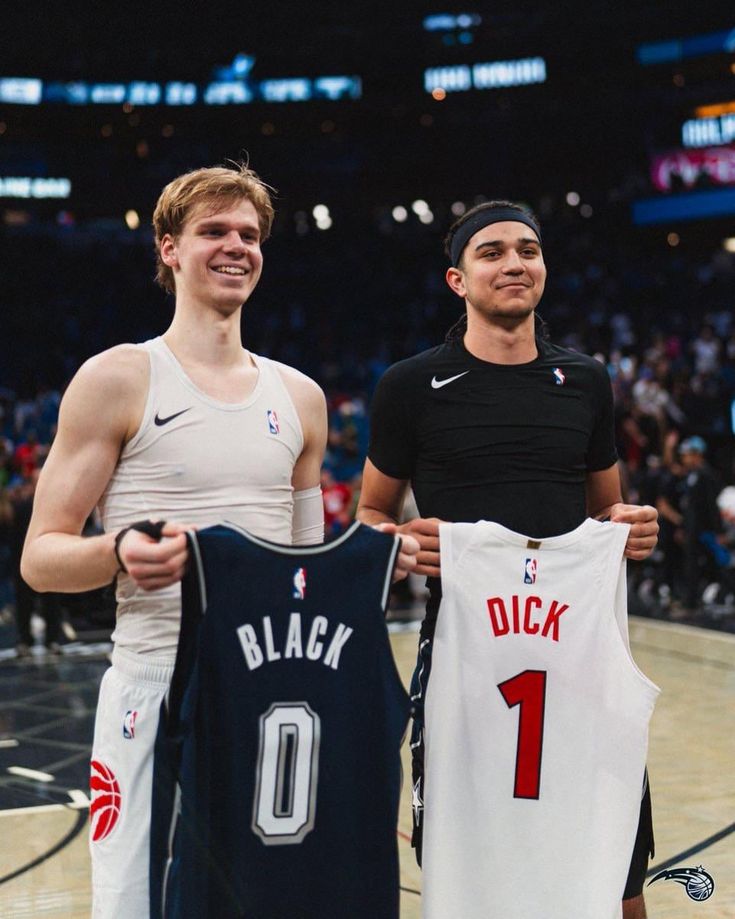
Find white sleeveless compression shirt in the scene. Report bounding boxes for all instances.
[98,337,304,657]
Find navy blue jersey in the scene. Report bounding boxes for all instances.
[151,522,409,919]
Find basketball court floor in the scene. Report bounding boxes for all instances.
[0,614,732,918]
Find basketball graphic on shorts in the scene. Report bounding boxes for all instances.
[89,760,122,842]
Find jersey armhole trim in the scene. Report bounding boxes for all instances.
[382,536,401,612]
[601,525,661,699]
[188,530,207,612]
[119,342,155,454]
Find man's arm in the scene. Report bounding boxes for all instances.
[586,464,659,561]
[278,365,329,497]
[21,347,189,593]
[357,458,435,578]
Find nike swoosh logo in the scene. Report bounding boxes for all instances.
[431,372,470,389]
[154,408,192,426]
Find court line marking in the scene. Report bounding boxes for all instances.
[633,641,735,671]
[631,617,735,646]
[6,766,54,782]
[5,735,91,754]
[0,789,89,817]
[647,820,735,875]
[0,809,88,887]
[395,820,735,900]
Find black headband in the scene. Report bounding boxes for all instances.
[449,207,542,267]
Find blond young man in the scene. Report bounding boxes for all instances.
[22,164,417,918]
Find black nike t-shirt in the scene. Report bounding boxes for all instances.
[368,337,617,539]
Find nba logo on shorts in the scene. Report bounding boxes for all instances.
[293,567,307,599]
[524,558,537,584]
[267,409,280,435]
[123,709,137,739]
[553,367,565,385]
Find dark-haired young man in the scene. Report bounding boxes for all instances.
[357,201,659,919]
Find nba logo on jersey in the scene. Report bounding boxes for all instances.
[293,567,307,599]
[267,409,280,435]
[123,709,137,739]
[552,367,566,385]
[524,558,537,584]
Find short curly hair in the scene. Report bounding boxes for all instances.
[152,162,275,294]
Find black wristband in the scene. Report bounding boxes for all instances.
[114,519,167,573]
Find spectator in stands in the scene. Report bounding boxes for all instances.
[13,430,44,480]
[677,436,725,615]
[653,431,686,603]
[320,468,354,536]
[690,323,722,377]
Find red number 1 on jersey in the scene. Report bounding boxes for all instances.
[497,669,547,799]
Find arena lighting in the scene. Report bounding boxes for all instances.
[637,27,735,66]
[682,114,735,147]
[633,188,735,224]
[166,82,197,105]
[312,204,330,221]
[724,237,735,252]
[424,57,546,94]
[125,210,140,230]
[0,77,41,104]
[451,201,466,216]
[0,76,362,106]
[0,177,71,199]
[315,215,332,230]
[667,232,681,246]
[695,101,735,118]
[392,206,408,222]
[580,204,593,218]
[213,53,255,81]
[423,13,482,31]
[566,191,580,206]
[651,147,735,192]
[419,210,434,225]
[411,199,429,215]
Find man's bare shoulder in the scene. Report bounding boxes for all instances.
[68,344,148,403]
[62,344,150,437]
[75,343,148,386]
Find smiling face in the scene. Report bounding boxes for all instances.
[445,220,546,328]
[159,198,264,313]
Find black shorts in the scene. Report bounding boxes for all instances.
[409,625,654,900]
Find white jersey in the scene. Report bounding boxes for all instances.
[423,519,659,919]
[98,337,303,657]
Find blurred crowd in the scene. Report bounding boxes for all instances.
[2,211,735,651]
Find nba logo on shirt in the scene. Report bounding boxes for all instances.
[267,409,280,435]
[123,710,137,739]
[293,567,307,599]
[552,367,566,386]
[524,558,537,584]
